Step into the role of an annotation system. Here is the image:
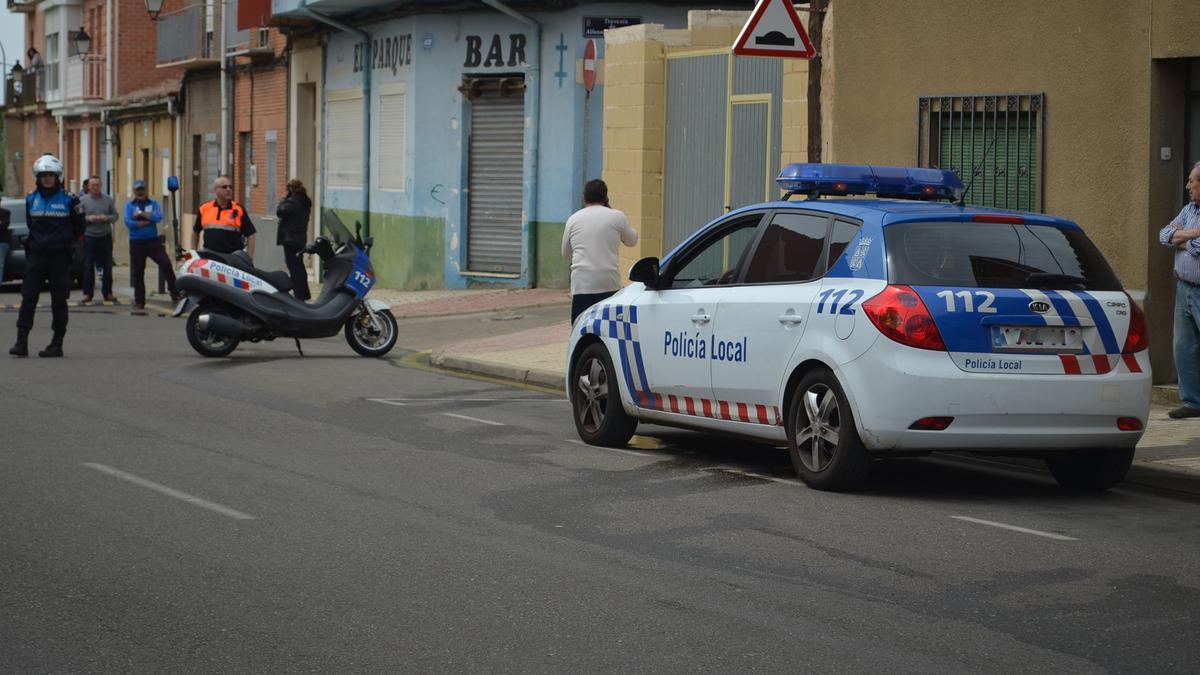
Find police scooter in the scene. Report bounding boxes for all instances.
[173,210,398,358]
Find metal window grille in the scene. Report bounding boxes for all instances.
[917,93,1044,212]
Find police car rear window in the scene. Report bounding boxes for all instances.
[884,221,1123,291]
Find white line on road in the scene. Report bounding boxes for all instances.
[441,412,507,426]
[370,398,565,403]
[366,398,408,406]
[82,463,257,521]
[565,439,654,457]
[950,516,1076,541]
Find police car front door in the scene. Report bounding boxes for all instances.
[712,213,857,418]
[635,214,765,413]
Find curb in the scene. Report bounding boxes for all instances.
[391,299,570,321]
[432,353,565,391]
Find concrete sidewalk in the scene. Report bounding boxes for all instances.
[410,293,1200,496]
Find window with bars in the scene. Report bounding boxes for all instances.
[917,94,1044,212]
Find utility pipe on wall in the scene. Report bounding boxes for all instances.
[480,0,540,284]
[219,0,228,175]
[295,0,371,238]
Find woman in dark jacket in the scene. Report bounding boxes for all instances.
[276,179,313,301]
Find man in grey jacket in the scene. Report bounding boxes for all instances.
[79,176,119,304]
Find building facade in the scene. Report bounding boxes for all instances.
[823,0,1200,383]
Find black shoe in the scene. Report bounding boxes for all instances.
[1168,406,1200,419]
[38,336,63,358]
[9,340,28,357]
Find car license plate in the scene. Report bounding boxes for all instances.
[992,325,1083,353]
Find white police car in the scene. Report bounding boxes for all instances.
[566,164,1151,492]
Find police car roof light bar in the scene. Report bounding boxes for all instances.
[776,163,964,201]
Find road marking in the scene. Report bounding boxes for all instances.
[82,463,256,520]
[950,516,1076,541]
[366,398,408,406]
[732,469,802,485]
[441,412,507,426]
[565,439,654,457]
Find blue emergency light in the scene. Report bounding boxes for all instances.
[776,163,964,201]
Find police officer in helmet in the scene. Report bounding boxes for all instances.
[10,154,85,357]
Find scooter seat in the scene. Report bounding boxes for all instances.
[199,249,294,293]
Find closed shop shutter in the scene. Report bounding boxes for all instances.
[378,82,407,191]
[466,79,525,274]
[326,89,363,188]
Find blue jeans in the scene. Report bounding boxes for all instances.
[1174,280,1200,407]
[0,241,9,283]
[82,234,113,298]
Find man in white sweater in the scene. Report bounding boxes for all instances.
[561,179,640,323]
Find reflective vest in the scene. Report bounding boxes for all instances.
[199,200,247,233]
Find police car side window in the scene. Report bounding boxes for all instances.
[742,212,831,284]
[826,220,860,271]
[665,214,764,289]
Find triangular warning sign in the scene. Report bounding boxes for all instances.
[733,0,816,59]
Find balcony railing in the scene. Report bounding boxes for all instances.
[157,4,220,68]
[64,55,105,105]
[3,70,46,109]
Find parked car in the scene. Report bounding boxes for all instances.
[2,197,85,287]
[566,163,1151,492]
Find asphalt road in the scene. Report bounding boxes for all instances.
[1,308,1198,673]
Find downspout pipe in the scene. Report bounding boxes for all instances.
[481,0,540,286]
[296,0,371,238]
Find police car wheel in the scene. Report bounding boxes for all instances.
[786,369,872,491]
[1045,449,1134,491]
[186,306,240,358]
[571,342,637,447]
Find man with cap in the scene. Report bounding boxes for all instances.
[10,154,85,357]
[192,176,256,257]
[124,179,180,314]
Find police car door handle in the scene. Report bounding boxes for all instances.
[778,314,803,325]
[690,312,711,324]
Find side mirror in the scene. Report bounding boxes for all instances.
[629,256,660,289]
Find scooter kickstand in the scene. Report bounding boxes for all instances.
[294,338,304,356]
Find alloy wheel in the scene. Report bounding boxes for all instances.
[795,383,841,472]
[575,356,608,433]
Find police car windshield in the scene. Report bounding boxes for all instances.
[322,210,354,247]
[885,221,1123,291]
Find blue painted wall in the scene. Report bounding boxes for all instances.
[321,4,695,288]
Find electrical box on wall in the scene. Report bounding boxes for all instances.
[250,164,258,187]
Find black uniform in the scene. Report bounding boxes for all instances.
[18,185,85,338]
[275,192,312,300]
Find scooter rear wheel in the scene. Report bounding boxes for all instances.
[345,308,398,357]
[186,306,240,358]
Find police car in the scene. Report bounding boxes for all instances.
[566,163,1151,492]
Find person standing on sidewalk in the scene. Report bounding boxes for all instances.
[124,180,180,314]
[561,179,639,324]
[275,179,312,301]
[79,176,119,304]
[10,154,84,358]
[1160,161,1200,419]
[192,176,256,257]
[0,203,10,285]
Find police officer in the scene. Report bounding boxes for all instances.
[191,176,256,257]
[10,154,85,357]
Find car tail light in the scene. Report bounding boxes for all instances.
[909,417,954,430]
[1121,293,1149,354]
[863,284,946,351]
[1117,417,1143,431]
[972,214,1024,224]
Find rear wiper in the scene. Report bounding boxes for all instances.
[1024,272,1087,289]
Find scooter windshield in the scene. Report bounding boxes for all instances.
[322,210,355,247]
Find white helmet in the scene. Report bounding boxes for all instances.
[33,154,63,180]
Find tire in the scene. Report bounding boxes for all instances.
[345,307,398,357]
[786,368,872,491]
[186,306,240,358]
[570,342,637,447]
[1045,449,1134,491]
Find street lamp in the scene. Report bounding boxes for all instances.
[11,62,24,97]
[145,0,166,21]
[72,27,91,57]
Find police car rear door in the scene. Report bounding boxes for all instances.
[885,215,1140,375]
[710,211,845,424]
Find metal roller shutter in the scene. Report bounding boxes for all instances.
[466,81,525,274]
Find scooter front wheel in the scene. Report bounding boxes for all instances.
[187,306,240,358]
[345,307,398,357]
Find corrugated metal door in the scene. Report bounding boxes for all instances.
[466,78,525,274]
[663,53,727,254]
[729,100,770,210]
